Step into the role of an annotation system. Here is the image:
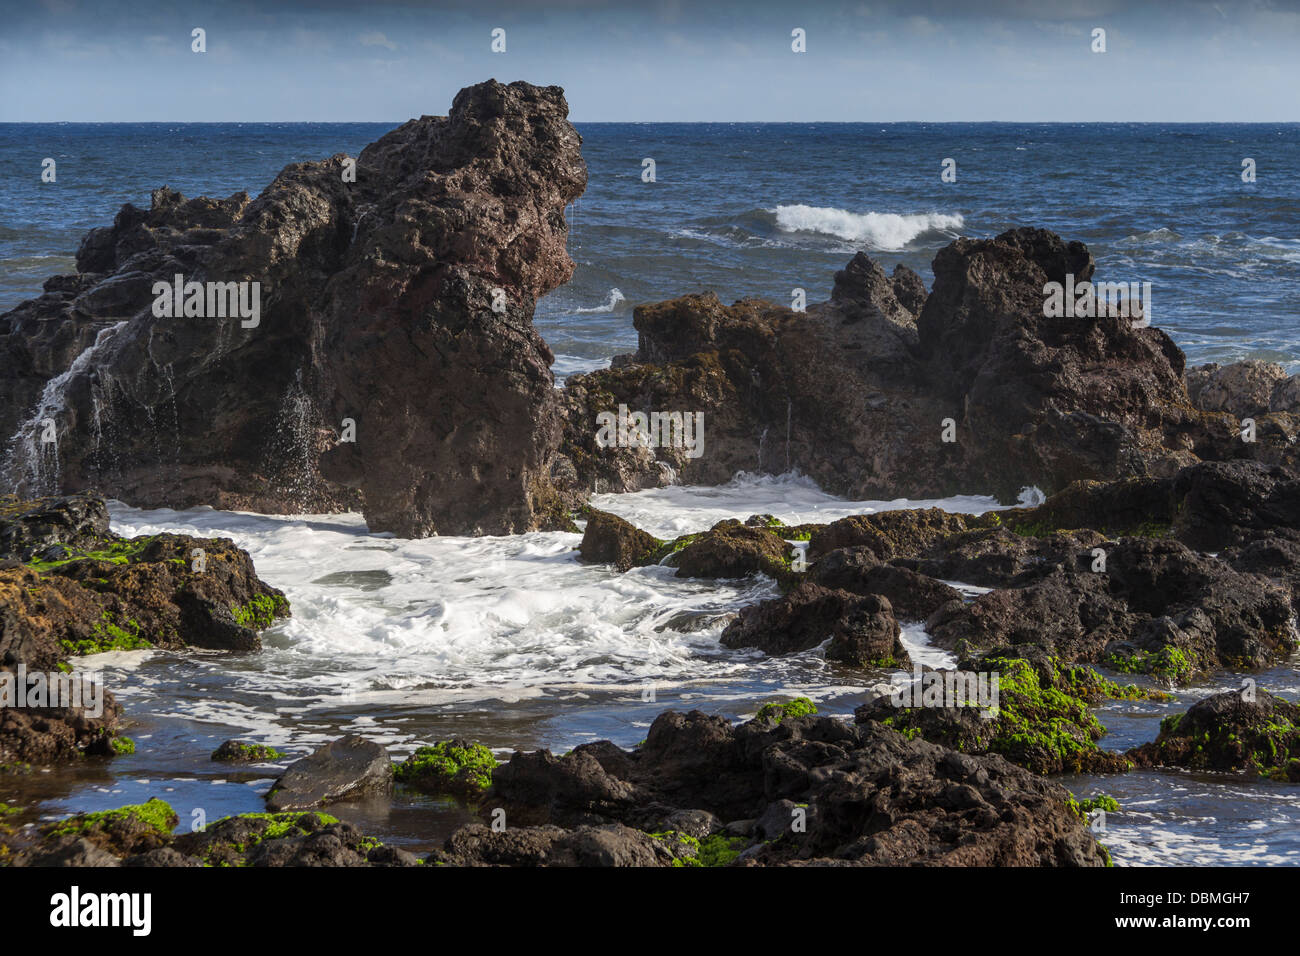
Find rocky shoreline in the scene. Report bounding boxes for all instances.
[3,456,1297,866]
[2,79,1298,866]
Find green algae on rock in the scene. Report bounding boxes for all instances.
[395,739,498,797]
[1128,688,1300,780]
[754,697,818,726]
[856,654,1141,775]
[211,740,285,762]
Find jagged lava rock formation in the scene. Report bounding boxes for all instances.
[6,76,1298,536]
[0,80,586,536]
[560,229,1299,500]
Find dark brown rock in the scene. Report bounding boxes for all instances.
[558,227,1217,506]
[665,520,793,582]
[1128,689,1300,779]
[926,537,1295,680]
[430,822,672,867]
[720,581,909,668]
[1,81,587,537]
[577,509,660,572]
[266,735,393,811]
[481,708,1107,866]
[808,548,963,618]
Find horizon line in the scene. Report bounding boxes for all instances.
[4,118,1299,125]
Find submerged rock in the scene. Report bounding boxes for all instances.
[211,740,285,763]
[266,734,393,811]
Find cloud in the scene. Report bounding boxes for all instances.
[359,31,397,50]
[291,28,334,53]
[905,15,942,36]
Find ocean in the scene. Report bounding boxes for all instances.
[2,121,1299,864]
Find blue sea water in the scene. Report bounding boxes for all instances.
[1,122,1299,866]
[2,122,1299,375]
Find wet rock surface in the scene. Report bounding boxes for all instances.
[0,493,288,764]
[0,80,587,536]
[662,519,794,582]
[472,708,1107,866]
[266,734,394,811]
[576,508,660,571]
[925,537,1295,680]
[720,582,908,668]
[1128,688,1300,779]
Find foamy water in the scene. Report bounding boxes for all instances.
[771,205,965,251]
[22,472,1294,864]
[93,474,998,749]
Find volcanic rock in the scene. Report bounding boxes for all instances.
[266,735,394,811]
[558,227,1226,504]
[0,80,586,537]
[720,581,908,668]
[577,508,660,571]
[481,708,1108,866]
[1128,688,1300,779]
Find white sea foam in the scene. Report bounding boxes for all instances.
[4,320,127,494]
[771,205,964,251]
[93,473,1300,862]
[573,288,625,314]
[590,471,1015,540]
[99,474,1012,736]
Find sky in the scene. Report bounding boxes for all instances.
[1,0,1298,121]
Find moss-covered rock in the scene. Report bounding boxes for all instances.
[744,514,824,543]
[211,739,285,762]
[696,833,749,867]
[1128,688,1300,779]
[40,797,178,856]
[754,696,818,725]
[171,810,340,866]
[230,593,290,630]
[856,654,1140,775]
[656,519,796,584]
[16,804,413,867]
[1067,793,1120,818]
[649,829,702,866]
[395,739,498,798]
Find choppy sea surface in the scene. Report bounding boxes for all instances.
[1,123,1298,863]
